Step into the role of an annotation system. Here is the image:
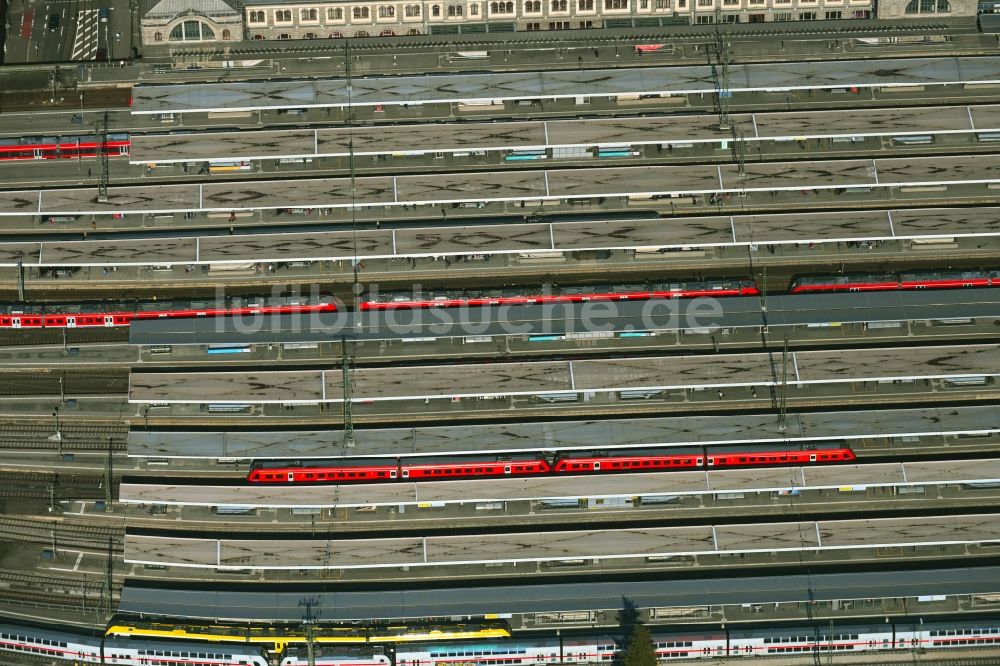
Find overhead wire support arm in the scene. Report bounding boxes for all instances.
[342,40,358,451]
[96,111,110,203]
[342,337,355,449]
[712,9,732,132]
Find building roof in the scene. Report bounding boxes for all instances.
[143,0,238,19]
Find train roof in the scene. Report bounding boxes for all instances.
[0,622,97,643]
[119,565,1000,622]
[103,635,267,654]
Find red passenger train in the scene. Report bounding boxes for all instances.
[246,443,856,484]
[0,295,335,329]
[0,133,130,161]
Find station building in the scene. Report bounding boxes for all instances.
[140,0,975,43]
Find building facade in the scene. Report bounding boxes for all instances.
[140,0,241,45]
[242,0,874,39]
[140,0,976,45]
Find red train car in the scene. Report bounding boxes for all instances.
[0,295,336,329]
[0,133,130,161]
[553,443,855,473]
[248,454,551,484]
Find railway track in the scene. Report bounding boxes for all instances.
[0,88,131,114]
[0,370,127,396]
[0,329,129,347]
[0,568,119,614]
[0,516,123,550]
[0,421,127,451]
[0,471,116,501]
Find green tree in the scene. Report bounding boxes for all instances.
[622,624,657,666]
[614,596,642,666]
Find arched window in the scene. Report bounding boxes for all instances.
[505,2,513,11]
[154,31,163,41]
[355,29,370,35]
[169,20,212,40]
[470,3,478,12]
[328,7,344,19]
[248,10,265,22]
[432,4,441,14]
[407,27,421,33]
[490,1,498,10]
[447,4,463,15]
[353,6,370,18]
[300,8,318,20]
[275,9,292,21]
[905,0,949,11]
[378,5,396,17]
[222,28,231,39]
[405,4,420,16]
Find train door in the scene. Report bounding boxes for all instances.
[11,317,20,329]
[504,465,512,474]
[66,317,77,328]
[288,472,295,482]
[104,316,115,327]
[707,457,715,466]
[33,148,44,159]
[809,454,817,462]
[401,469,410,478]
[592,461,601,471]
[390,469,398,479]
[696,457,704,467]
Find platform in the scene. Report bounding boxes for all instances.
[129,56,1000,114]
[123,513,1000,570]
[128,104,1000,162]
[6,155,1000,215]
[127,404,1000,459]
[127,344,1000,404]
[6,206,1000,267]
